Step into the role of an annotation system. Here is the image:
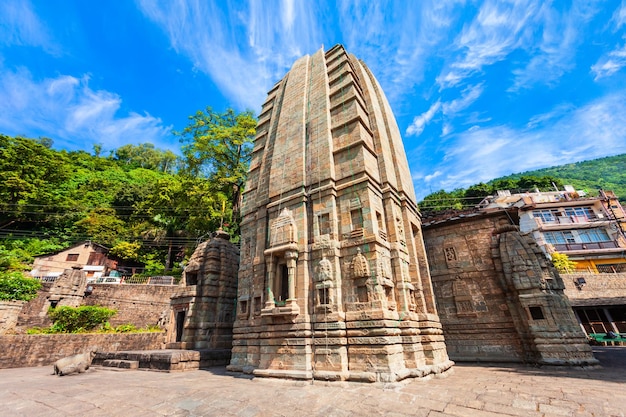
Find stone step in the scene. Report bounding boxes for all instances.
[101,359,139,370]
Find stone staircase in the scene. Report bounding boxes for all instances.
[94,349,231,372]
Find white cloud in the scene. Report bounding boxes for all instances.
[137,0,321,111]
[613,0,626,28]
[336,1,461,103]
[413,91,626,199]
[0,68,172,151]
[511,1,599,91]
[406,101,441,137]
[0,0,59,55]
[591,2,626,80]
[424,171,442,182]
[442,83,484,116]
[437,0,539,89]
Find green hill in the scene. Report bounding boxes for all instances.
[493,154,626,200]
[419,154,626,212]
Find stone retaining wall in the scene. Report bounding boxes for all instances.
[16,284,179,332]
[82,284,177,327]
[0,332,165,369]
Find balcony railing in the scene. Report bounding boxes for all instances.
[571,264,626,274]
[536,215,599,226]
[553,241,620,252]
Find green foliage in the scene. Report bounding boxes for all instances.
[419,159,624,213]
[112,143,178,173]
[109,241,142,260]
[419,189,465,211]
[0,271,42,301]
[26,322,162,334]
[0,134,225,271]
[47,305,117,333]
[551,252,577,273]
[176,107,256,228]
[492,155,626,201]
[114,323,137,333]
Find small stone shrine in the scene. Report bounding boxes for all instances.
[167,229,239,366]
[227,45,453,382]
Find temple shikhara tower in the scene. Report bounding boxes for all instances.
[227,45,453,382]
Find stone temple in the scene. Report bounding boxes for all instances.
[227,45,453,382]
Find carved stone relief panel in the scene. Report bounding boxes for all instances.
[269,207,297,247]
[350,247,370,278]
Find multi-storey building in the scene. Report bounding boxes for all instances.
[513,189,626,272]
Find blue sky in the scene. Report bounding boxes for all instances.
[1,1,626,200]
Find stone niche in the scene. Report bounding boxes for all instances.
[423,211,598,366]
[227,44,453,382]
[167,229,239,366]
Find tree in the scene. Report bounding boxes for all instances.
[0,135,69,228]
[419,189,465,212]
[551,252,576,273]
[176,108,256,222]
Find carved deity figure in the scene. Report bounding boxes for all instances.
[316,257,332,282]
[351,248,370,278]
[444,247,457,262]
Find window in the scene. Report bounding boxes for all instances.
[529,306,545,320]
[239,300,248,315]
[254,296,262,314]
[186,273,198,286]
[274,264,289,304]
[318,288,329,305]
[578,228,610,243]
[544,231,575,244]
[564,206,595,220]
[318,213,331,235]
[532,209,558,222]
[351,209,363,230]
[66,253,79,262]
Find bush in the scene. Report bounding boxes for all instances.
[0,271,42,301]
[47,305,117,333]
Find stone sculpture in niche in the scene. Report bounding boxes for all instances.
[444,247,457,262]
[351,247,370,278]
[315,257,334,306]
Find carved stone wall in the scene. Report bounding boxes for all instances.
[228,45,452,382]
[167,230,239,364]
[423,211,597,365]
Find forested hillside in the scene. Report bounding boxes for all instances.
[419,154,626,212]
[494,154,626,201]
[0,108,255,277]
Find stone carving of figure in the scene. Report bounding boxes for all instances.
[444,247,457,262]
[316,256,332,282]
[351,248,370,278]
[396,215,404,237]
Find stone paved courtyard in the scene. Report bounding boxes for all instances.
[1,347,624,417]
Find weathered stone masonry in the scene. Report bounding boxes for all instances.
[227,45,453,382]
[423,211,596,365]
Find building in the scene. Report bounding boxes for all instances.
[30,241,113,281]
[480,188,626,272]
[30,241,144,281]
[227,45,452,382]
